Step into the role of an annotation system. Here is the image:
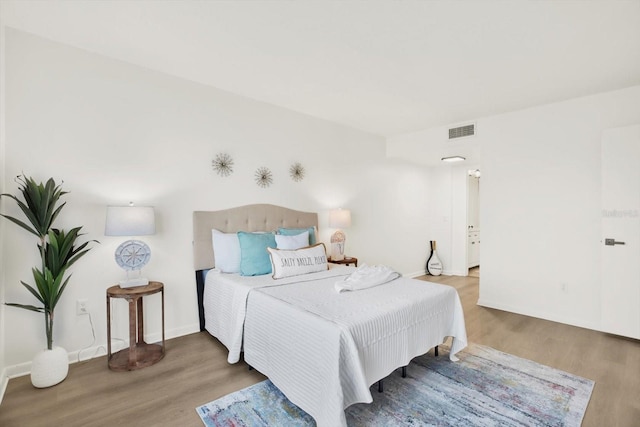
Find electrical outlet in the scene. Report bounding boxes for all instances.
[76,299,88,315]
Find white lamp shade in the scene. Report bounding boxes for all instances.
[329,209,351,229]
[105,206,155,236]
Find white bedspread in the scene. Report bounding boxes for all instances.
[203,265,354,363]
[243,274,467,427]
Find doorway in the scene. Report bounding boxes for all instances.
[467,170,481,276]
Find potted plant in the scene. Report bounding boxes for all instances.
[1,175,96,387]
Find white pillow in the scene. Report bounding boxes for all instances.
[275,230,310,250]
[212,229,241,273]
[268,243,328,279]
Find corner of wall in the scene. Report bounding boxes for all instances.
[404,270,427,279]
[0,369,7,405]
[0,18,8,404]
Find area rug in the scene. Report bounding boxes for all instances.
[196,343,594,426]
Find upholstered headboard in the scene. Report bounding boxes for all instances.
[193,204,319,271]
[193,204,318,331]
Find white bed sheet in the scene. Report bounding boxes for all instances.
[204,267,467,427]
[248,274,467,427]
[203,264,353,363]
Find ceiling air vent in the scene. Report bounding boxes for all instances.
[448,123,475,140]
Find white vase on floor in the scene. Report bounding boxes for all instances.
[31,346,69,388]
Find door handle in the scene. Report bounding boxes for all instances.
[604,238,626,246]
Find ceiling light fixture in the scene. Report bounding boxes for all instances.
[441,156,466,162]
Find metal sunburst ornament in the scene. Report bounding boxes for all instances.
[255,167,273,188]
[212,153,234,177]
[289,162,305,182]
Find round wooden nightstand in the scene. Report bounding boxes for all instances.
[106,281,165,371]
[328,256,358,267]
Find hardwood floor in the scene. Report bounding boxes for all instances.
[420,273,640,427]
[1,274,638,426]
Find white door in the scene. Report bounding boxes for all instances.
[601,125,640,339]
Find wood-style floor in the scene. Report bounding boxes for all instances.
[1,273,638,426]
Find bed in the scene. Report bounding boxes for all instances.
[193,204,468,427]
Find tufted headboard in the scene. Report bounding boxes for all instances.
[193,204,318,331]
[193,204,318,271]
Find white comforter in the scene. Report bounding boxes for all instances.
[204,265,354,363]
[206,266,467,427]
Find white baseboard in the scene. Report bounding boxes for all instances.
[406,269,465,279]
[5,361,30,379]
[143,323,200,344]
[477,298,601,332]
[446,269,469,277]
[404,270,427,278]
[0,322,202,403]
[0,367,8,405]
[4,346,113,381]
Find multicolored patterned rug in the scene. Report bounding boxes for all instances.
[196,343,594,426]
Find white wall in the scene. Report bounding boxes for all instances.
[0,16,8,396]
[1,29,432,372]
[388,85,640,332]
[479,86,640,330]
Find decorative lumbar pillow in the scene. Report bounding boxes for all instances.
[268,243,328,279]
[212,229,241,273]
[237,231,277,276]
[275,230,309,250]
[278,226,317,245]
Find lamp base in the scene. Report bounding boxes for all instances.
[331,242,345,261]
[119,277,149,288]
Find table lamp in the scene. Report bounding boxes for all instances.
[105,204,155,288]
[329,208,351,261]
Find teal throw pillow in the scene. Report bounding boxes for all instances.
[278,226,317,245]
[237,231,277,276]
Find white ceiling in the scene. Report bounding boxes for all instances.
[2,0,640,137]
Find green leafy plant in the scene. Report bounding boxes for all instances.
[1,175,97,350]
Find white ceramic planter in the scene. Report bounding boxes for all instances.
[30,346,69,388]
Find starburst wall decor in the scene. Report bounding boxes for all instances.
[255,167,273,188]
[289,162,305,182]
[212,153,234,177]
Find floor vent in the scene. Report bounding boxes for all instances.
[449,123,475,140]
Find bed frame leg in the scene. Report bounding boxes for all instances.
[435,345,439,357]
[195,270,206,332]
[378,380,383,393]
[402,366,407,378]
